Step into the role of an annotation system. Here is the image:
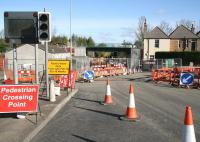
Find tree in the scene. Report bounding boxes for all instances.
[0,29,4,39]
[0,29,8,53]
[96,43,107,47]
[51,36,68,45]
[176,19,194,29]
[158,21,173,35]
[87,37,95,47]
[134,16,147,49]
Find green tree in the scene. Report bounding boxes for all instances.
[0,30,8,53]
[51,36,68,45]
[87,37,95,47]
[96,43,107,47]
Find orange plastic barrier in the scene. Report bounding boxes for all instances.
[152,67,200,88]
[18,70,35,83]
[92,66,127,77]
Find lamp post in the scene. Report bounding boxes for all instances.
[69,0,72,70]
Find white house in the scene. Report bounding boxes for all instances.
[143,26,170,60]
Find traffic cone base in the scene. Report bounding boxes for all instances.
[126,107,138,119]
[104,95,113,104]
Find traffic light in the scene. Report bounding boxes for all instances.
[38,12,51,42]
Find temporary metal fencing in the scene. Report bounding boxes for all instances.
[152,67,200,89]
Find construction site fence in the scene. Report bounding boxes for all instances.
[152,67,200,89]
[142,58,182,71]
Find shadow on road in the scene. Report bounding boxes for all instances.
[72,134,96,142]
[0,113,17,119]
[72,97,101,104]
[74,106,122,119]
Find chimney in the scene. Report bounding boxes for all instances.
[191,24,195,33]
[144,18,147,33]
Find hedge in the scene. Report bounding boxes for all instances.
[155,52,200,66]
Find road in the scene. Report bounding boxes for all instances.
[31,73,200,142]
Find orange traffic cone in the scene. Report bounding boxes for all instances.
[181,106,196,142]
[102,78,113,105]
[120,83,139,121]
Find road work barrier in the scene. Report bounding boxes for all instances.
[152,67,200,89]
[181,106,196,142]
[92,66,127,78]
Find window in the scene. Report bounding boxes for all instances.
[191,40,197,51]
[182,39,188,48]
[150,55,154,60]
[178,40,181,48]
[155,40,159,48]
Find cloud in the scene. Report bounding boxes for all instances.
[155,9,167,16]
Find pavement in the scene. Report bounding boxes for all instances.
[0,88,78,142]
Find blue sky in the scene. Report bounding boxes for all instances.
[0,0,200,43]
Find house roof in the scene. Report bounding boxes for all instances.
[169,25,199,39]
[38,44,67,53]
[144,26,169,39]
[197,31,200,37]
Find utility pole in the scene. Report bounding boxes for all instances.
[69,0,73,70]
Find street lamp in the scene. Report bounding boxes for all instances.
[69,0,73,70]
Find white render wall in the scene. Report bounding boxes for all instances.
[5,44,46,71]
[5,44,70,72]
[143,39,170,60]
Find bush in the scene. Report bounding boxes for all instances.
[155,52,200,66]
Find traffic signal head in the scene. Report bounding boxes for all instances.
[38,12,51,42]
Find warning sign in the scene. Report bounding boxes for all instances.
[0,85,39,113]
[48,60,70,75]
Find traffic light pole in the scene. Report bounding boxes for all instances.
[35,44,39,84]
[45,42,49,99]
[12,43,18,84]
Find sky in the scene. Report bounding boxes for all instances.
[0,0,200,44]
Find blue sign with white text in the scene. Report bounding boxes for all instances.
[180,73,194,85]
[84,70,94,80]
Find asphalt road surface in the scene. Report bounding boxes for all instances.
[31,73,200,142]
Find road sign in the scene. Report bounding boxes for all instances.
[4,11,38,44]
[180,72,194,86]
[48,60,70,75]
[84,70,94,80]
[0,85,39,113]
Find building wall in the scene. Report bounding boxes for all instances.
[5,44,46,71]
[51,53,71,59]
[5,44,70,72]
[170,39,199,52]
[143,39,148,59]
[143,39,170,60]
[74,47,86,56]
[197,39,200,52]
[170,40,179,51]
